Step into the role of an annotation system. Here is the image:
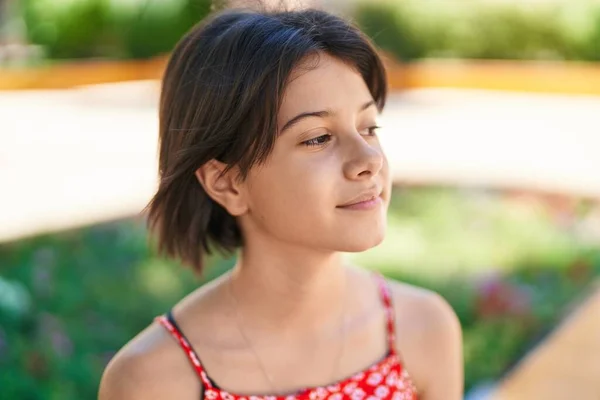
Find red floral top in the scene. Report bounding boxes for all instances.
[156,274,418,400]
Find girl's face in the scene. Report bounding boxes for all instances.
[239,53,391,253]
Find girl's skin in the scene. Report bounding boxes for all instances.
[99,53,463,400]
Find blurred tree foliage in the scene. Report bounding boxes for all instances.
[20,0,111,59]
[16,0,600,62]
[354,0,600,62]
[0,219,233,399]
[110,0,212,59]
[19,0,212,59]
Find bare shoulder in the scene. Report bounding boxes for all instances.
[386,279,461,337]
[387,279,464,400]
[98,320,200,400]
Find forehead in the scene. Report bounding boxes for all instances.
[278,53,373,123]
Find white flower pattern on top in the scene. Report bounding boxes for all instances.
[326,385,341,393]
[366,373,383,386]
[375,385,390,398]
[350,388,366,400]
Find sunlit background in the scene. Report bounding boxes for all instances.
[1,0,600,399]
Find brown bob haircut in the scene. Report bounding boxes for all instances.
[146,4,388,274]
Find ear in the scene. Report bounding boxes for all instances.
[195,160,248,216]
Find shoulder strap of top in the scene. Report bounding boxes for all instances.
[155,311,214,390]
[373,272,397,353]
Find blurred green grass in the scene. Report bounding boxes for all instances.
[352,187,596,276]
[0,186,598,398]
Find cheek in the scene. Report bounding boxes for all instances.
[241,149,389,252]
[254,150,336,200]
[245,155,337,231]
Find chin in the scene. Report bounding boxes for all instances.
[336,226,387,253]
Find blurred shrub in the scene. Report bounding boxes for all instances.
[0,219,233,398]
[587,9,600,61]
[18,0,600,62]
[109,0,212,59]
[19,0,212,60]
[0,188,599,396]
[20,0,111,59]
[353,187,600,390]
[350,1,430,62]
[383,251,600,390]
[354,0,600,62]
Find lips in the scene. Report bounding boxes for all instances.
[337,187,382,208]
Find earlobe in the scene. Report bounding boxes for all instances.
[195,160,248,216]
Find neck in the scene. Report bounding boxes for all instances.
[228,242,348,333]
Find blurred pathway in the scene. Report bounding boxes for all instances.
[493,285,600,399]
[1,81,599,242]
[378,89,600,197]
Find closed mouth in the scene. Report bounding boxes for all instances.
[337,189,382,208]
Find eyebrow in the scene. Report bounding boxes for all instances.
[280,100,377,134]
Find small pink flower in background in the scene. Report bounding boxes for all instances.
[39,313,73,358]
[566,259,593,284]
[475,273,533,319]
[32,265,54,298]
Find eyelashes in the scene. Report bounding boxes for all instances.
[301,126,381,147]
[302,134,332,147]
[366,125,381,136]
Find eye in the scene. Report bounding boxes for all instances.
[302,134,332,147]
[364,125,381,136]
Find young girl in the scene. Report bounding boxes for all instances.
[99,5,463,400]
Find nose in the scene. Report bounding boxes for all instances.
[342,135,384,181]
